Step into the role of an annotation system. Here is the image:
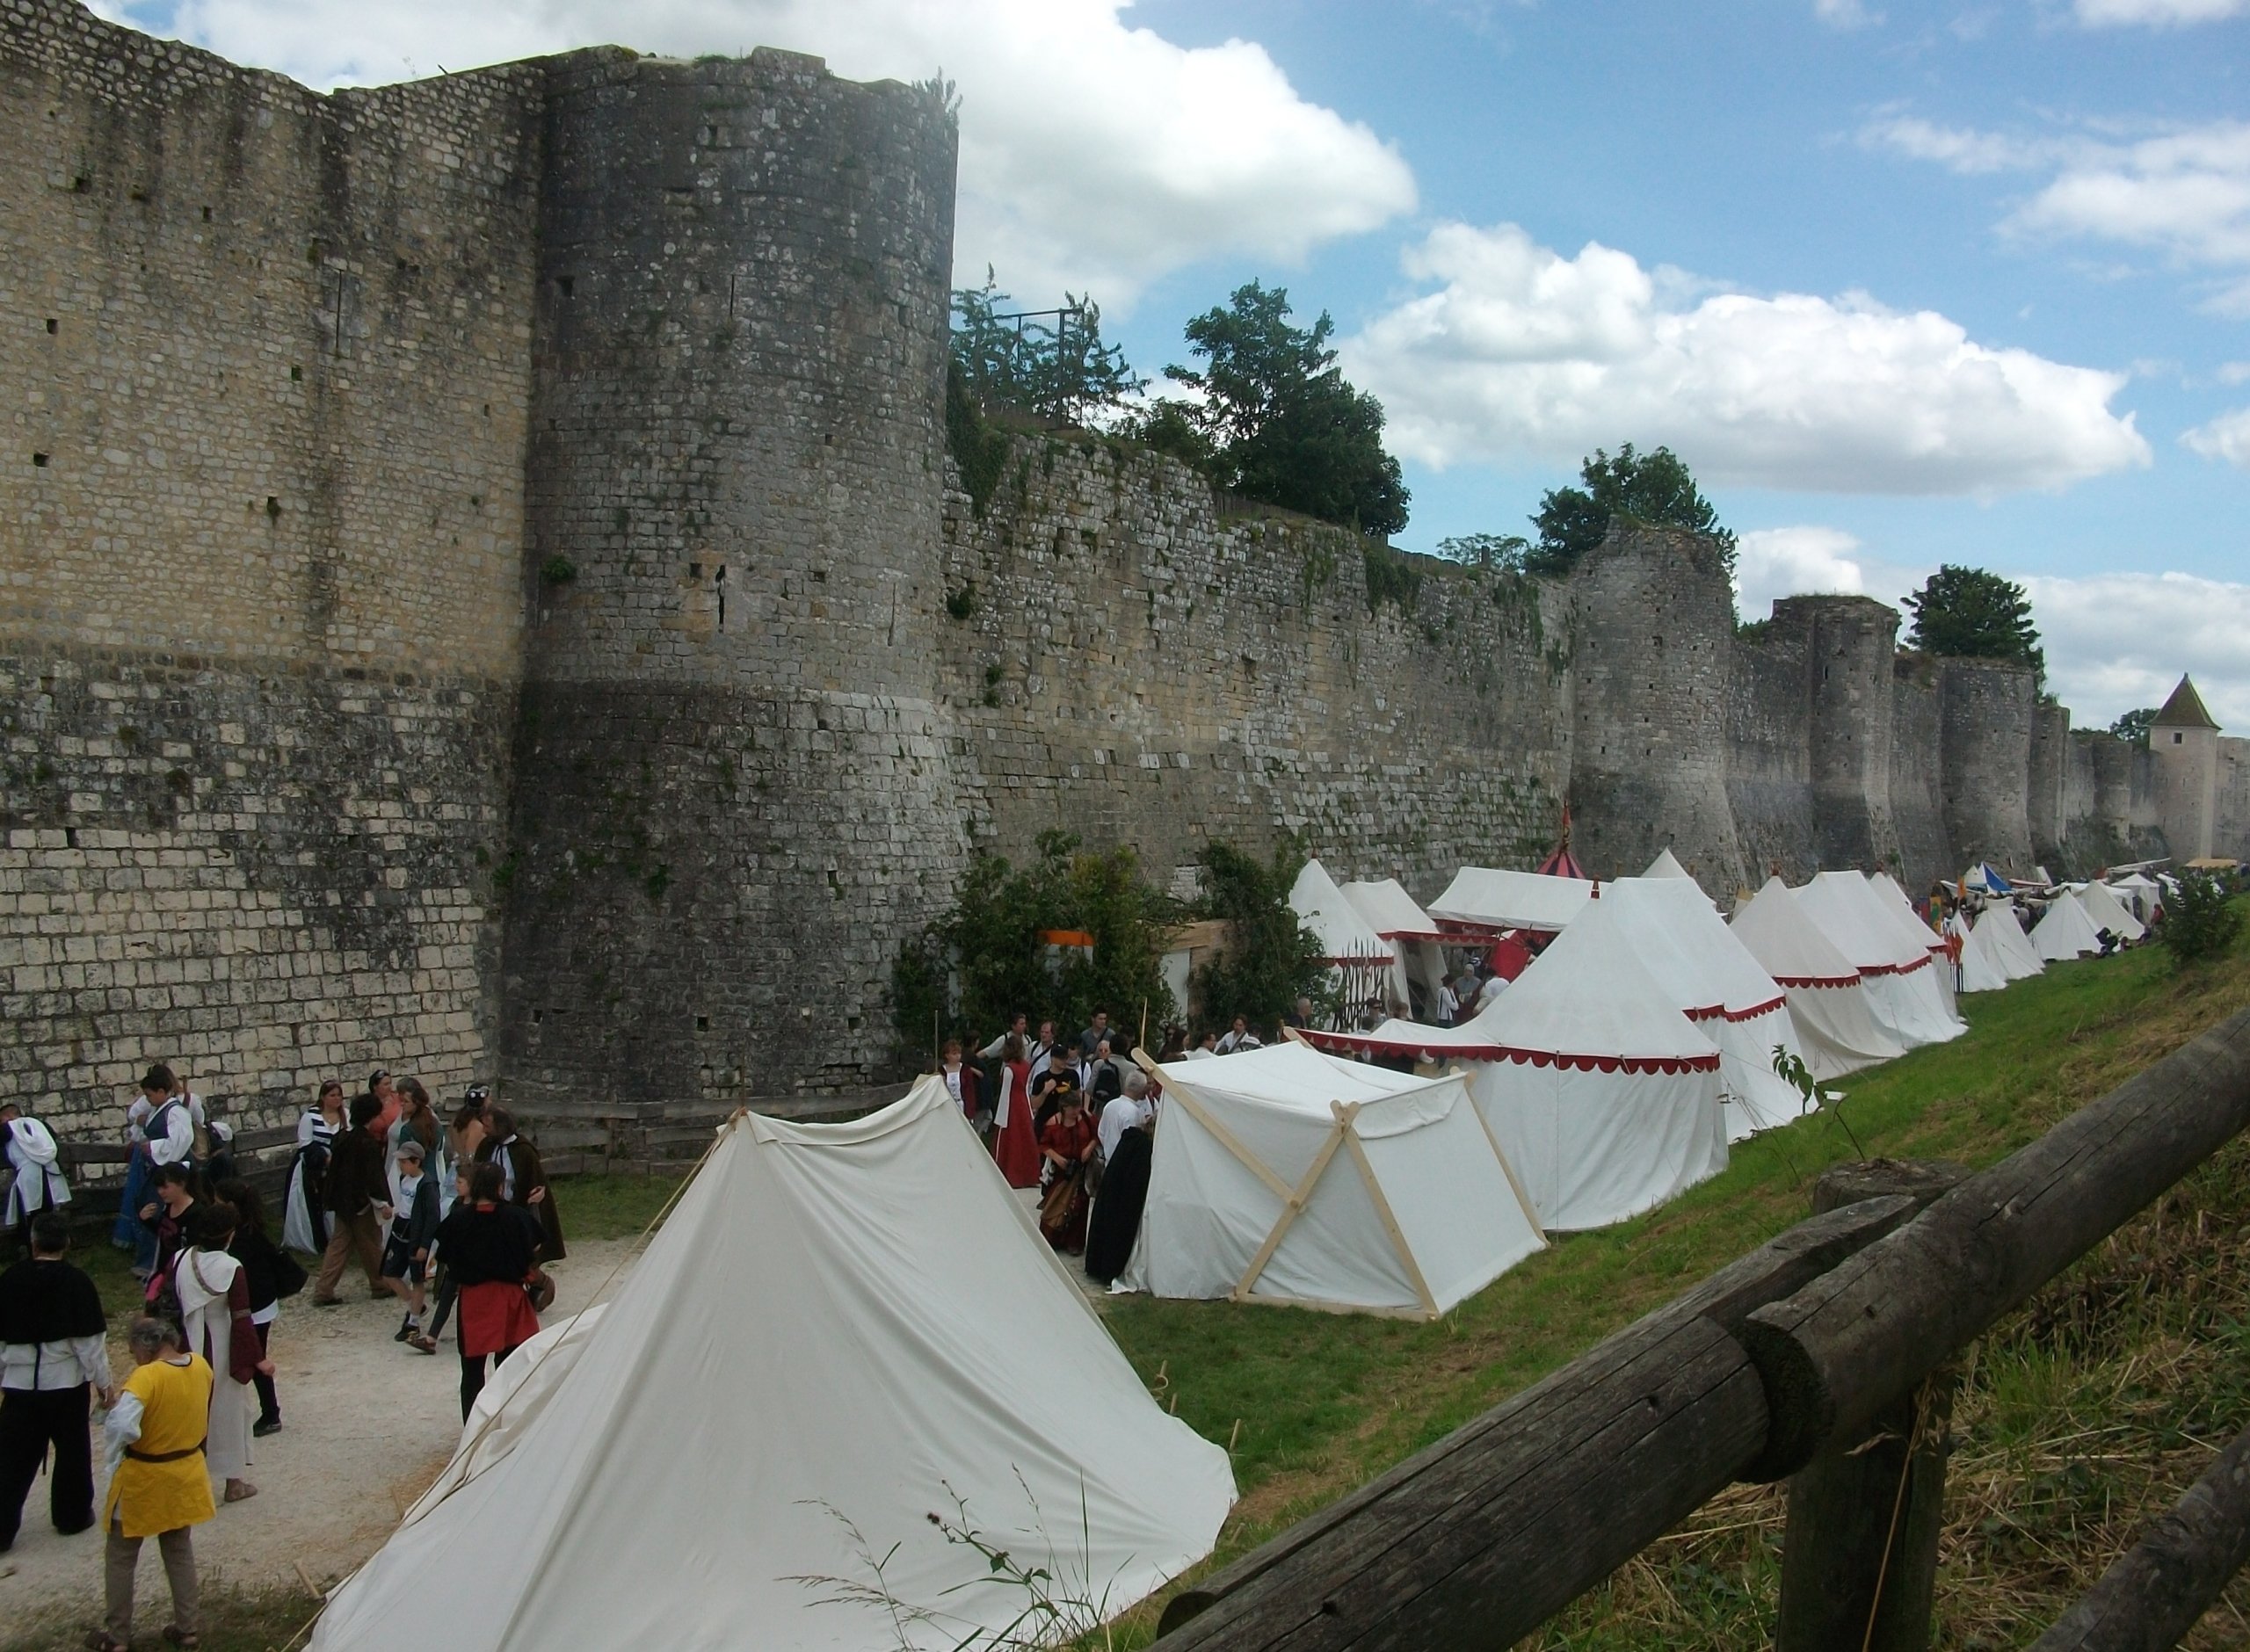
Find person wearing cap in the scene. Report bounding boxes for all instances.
[376,1139,440,1351]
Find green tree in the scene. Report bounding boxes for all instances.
[2161,871,2243,970]
[1901,565,2045,684]
[1528,444,1736,578]
[2108,706,2158,745]
[949,271,1141,425]
[1190,839,1328,1032]
[1112,399,1217,474]
[1435,533,1530,573]
[1157,280,1410,537]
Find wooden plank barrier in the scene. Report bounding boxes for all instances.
[2028,1419,2250,1651]
[1152,1194,1919,1648]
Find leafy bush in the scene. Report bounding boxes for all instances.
[945,360,1011,518]
[2163,872,2243,969]
[1192,839,1328,1032]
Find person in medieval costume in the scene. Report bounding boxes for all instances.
[2,1103,70,1257]
[282,1080,345,1256]
[172,1205,267,1504]
[0,1210,109,1553]
[119,1066,192,1275]
[93,1316,215,1652]
[1037,1080,1100,1256]
[991,1033,1041,1189]
[432,1163,544,1419]
[1085,1090,1156,1287]
[475,1108,565,1262]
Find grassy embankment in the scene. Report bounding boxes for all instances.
[23,909,2248,1650]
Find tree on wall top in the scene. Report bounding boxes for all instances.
[2108,706,2158,745]
[1901,565,2045,687]
[1129,280,1411,539]
[1527,445,1736,579]
[950,271,1143,426]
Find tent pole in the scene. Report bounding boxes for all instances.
[1231,1113,1351,1303]
[1133,1048,1297,1203]
[1453,1066,1546,1243]
[1338,1100,1442,1320]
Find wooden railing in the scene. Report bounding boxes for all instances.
[1153,1007,2250,1650]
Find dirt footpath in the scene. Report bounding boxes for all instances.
[0,1239,638,1643]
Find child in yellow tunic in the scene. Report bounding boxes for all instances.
[94,1317,215,1652]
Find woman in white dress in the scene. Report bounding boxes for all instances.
[172,1205,271,1502]
[282,1080,345,1255]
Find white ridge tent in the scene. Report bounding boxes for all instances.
[1309,896,1726,1231]
[312,1078,1235,1652]
[1290,859,1404,1016]
[1792,873,1964,1050]
[1121,1042,1544,1317]
[1606,877,1807,1139]
[1729,876,1905,1079]
[2034,890,2105,961]
[1427,866,1594,934]
[2079,880,2147,944]
[2111,873,2159,922]
[1869,872,1957,1017]
[1948,910,2009,995]
[1983,902,2046,982]
[1644,848,1697,881]
[1339,877,1453,1018]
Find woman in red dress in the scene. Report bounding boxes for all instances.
[1037,1083,1100,1255]
[991,1033,1040,1188]
[429,1162,543,1419]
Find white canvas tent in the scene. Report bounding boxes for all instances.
[1948,910,2008,995]
[1792,873,1964,1050]
[313,1078,1234,1652]
[1729,876,1905,1079]
[1339,877,1453,1018]
[1644,848,1696,880]
[1869,872,1957,1017]
[2034,890,2104,960]
[1310,896,1726,1231]
[1606,877,1807,1139]
[1427,866,1594,934]
[2079,880,2147,943]
[1121,1042,1543,1317]
[1980,902,2045,982]
[1290,859,1404,1018]
[2111,873,2159,921]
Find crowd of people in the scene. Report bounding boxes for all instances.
[0,1062,569,1649]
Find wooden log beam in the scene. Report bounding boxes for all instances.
[1741,1008,2250,1478]
[2028,1418,2250,1652]
[1152,1193,1918,1650]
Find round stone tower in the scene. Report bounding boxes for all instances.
[1781,595,1904,873]
[500,47,969,1116]
[1937,658,2036,873]
[1567,525,1746,889]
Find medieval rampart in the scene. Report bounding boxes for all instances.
[0,1,2211,1130]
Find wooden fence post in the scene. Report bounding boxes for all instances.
[1776,1160,1966,1652]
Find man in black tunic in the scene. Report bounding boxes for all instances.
[0,1210,110,1551]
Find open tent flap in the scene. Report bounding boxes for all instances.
[1339,878,1455,1012]
[316,1078,1234,1652]
[1126,1044,1542,1315]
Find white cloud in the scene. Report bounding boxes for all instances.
[2182,406,2250,465]
[2074,0,2250,26]
[106,0,1416,309]
[2024,571,2250,729]
[1344,222,2151,494]
[1867,113,2250,314]
[1815,0,1883,28]
[1734,526,1871,618]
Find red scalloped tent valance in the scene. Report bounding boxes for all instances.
[1300,1028,1720,1075]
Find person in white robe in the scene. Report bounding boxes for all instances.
[3,1105,71,1250]
[172,1208,267,1503]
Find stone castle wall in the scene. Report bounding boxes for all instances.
[0,0,539,1130]
[0,1,2202,1133]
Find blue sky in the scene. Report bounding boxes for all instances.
[103,0,2250,727]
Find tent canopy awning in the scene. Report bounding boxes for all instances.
[1339,877,1452,942]
[1428,866,1596,934]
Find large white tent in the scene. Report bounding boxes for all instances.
[1948,910,2008,994]
[1121,1042,1543,1317]
[1290,859,1405,1017]
[1981,902,2045,982]
[1427,866,1594,934]
[2111,873,2159,922]
[1792,873,1965,1050]
[1605,877,1807,1139]
[1339,876,1454,1019]
[1869,872,1957,1017]
[1644,848,1697,881]
[2034,889,2105,960]
[312,1078,1234,1652]
[1310,896,1726,1231]
[1729,876,1905,1079]
[2079,880,2147,944]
